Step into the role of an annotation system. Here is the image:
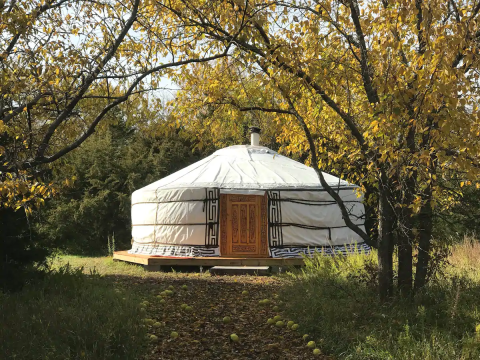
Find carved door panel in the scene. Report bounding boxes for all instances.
[220,194,268,257]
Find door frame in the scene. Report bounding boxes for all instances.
[219,193,269,257]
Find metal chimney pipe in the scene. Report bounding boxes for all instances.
[249,126,261,146]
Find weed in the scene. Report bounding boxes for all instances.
[107,233,116,257]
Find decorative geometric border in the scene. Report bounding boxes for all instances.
[267,191,283,247]
[204,188,220,247]
[128,243,370,258]
[269,243,371,258]
[232,245,256,252]
[228,194,257,202]
[129,244,219,257]
[219,194,228,255]
[260,193,268,255]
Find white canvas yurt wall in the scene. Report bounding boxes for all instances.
[130,145,369,258]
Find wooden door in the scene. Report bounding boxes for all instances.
[220,194,269,257]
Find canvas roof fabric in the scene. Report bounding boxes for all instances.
[130,145,368,258]
[133,145,351,202]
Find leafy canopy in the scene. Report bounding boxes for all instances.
[0,0,229,211]
[163,0,480,215]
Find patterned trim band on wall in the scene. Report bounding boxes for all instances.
[204,188,220,247]
[129,244,219,257]
[267,191,283,247]
[269,243,371,258]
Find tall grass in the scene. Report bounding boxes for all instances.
[0,265,147,359]
[450,236,480,277]
[280,242,480,360]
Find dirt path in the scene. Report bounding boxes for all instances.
[116,274,327,360]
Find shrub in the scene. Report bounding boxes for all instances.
[0,265,147,359]
[0,207,51,291]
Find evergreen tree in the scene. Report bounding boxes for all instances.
[35,122,208,255]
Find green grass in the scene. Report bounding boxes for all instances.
[0,265,147,360]
[51,255,213,279]
[279,241,480,360]
[53,255,148,277]
[3,241,480,359]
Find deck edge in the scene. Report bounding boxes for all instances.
[113,251,304,267]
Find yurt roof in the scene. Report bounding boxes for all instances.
[134,145,355,195]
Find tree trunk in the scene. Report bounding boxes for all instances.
[397,210,413,296]
[377,180,394,301]
[363,185,378,244]
[397,175,415,297]
[414,195,433,292]
[414,146,436,293]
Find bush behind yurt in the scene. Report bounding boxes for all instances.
[36,122,207,255]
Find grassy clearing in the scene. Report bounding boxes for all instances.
[3,256,324,359]
[4,241,480,360]
[280,240,480,360]
[0,265,147,360]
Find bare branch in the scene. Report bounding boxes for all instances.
[1,92,52,123]
[36,0,141,159]
[449,0,461,22]
[347,0,379,104]
[6,51,230,172]
[415,0,427,55]
[237,106,293,114]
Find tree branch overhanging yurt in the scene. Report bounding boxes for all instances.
[129,127,369,258]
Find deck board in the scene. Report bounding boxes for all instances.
[113,251,304,267]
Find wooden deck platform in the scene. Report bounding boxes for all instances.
[113,251,304,267]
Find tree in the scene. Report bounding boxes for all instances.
[159,0,480,299]
[0,0,230,289]
[0,0,230,212]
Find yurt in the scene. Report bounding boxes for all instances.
[129,128,369,258]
